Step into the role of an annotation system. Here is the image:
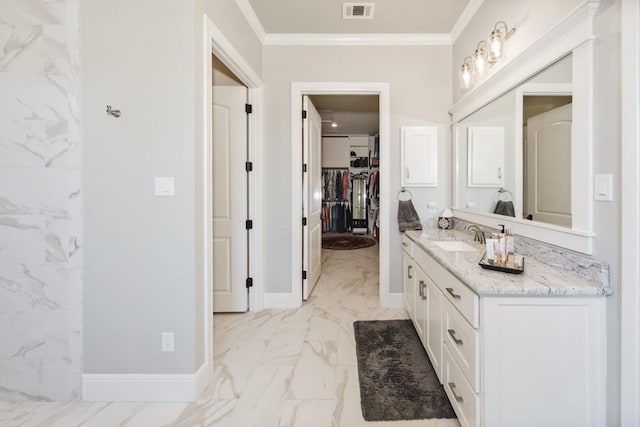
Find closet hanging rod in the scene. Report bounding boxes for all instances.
[322,167,349,170]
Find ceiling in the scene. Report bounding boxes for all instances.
[248,0,470,34]
[242,1,474,136]
[309,95,379,136]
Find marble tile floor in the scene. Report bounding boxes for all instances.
[0,243,460,427]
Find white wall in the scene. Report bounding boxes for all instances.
[0,0,82,400]
[592,1,621,425]
[262,45,452,294]
[82,0,197,374]
[454,1,623,424]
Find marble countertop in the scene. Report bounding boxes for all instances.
[404,229,613,297]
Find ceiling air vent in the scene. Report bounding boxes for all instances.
[343,2,375,19]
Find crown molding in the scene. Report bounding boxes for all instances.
[234,0,266,43]
[263,33,451,46]
[450,0,485,43]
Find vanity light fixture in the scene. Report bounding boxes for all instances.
[459,56,473,89]
[458,21,516,89]
[488,21,516,62]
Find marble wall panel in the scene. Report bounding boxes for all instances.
[0,0,81,401]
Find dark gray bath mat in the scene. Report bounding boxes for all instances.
[353,319,456,421]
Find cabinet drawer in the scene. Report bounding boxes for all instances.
[444,346,479,427]
[420,252,479,327]
[444,299,480,392]
[401,233,414,257]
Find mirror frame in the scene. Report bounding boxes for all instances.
[450,0,599,254]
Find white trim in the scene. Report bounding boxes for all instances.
[387,292,404,309]
[82,363,210,402]
[195,362,212,397]
[621,0,640,423]
[449,0,485,43]
[263,292,296,309]
[202,15,264,380]
[453,208,594,253]
[233,0,266,43]
[291,82,391,308]
[264,33,451,46]
[449,0,599,255]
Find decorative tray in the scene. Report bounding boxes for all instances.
[478,253,525,274]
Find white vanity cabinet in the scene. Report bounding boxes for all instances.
[402,233,606,427]
[402,235,415,321]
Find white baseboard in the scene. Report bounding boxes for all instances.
[263,292,297,308]
[83,362,211,402]
[383,292,404,308]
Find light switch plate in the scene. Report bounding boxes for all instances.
[155,177,175,196]
[594,174,613,201]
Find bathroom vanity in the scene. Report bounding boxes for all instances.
[402,229,611,427]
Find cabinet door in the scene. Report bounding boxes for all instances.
[414,265,428,344]
[401,126,438,187]
[425,278,444,383]
[467,126,505,187]
[402,251,415,320]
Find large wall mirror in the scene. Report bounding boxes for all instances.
[450,2,598,254]
[455,55,572,226]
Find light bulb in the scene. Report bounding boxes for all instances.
[473,46,487,75]
[459,62,472,89]
[488,29,503,62]
[331,122,338,128]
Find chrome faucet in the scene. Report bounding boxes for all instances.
[464,224,486,244]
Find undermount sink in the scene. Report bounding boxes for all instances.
[431,240,477,252]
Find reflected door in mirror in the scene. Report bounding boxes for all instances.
[524,103,572,227]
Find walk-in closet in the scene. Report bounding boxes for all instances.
[308,94,380,277]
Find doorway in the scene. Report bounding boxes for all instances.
[211,54,250,312]
[291,82,394,308]
[302,94,380,302]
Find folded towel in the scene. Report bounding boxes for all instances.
[398,199,422,232]
[493,200,515,217]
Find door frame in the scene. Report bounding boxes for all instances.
[202,15,263,371]
[621,0,640,423]
[291,82,393,308]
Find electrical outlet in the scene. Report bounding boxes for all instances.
[161,332,174,352]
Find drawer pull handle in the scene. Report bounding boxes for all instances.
[418,280,424,297]
[419,281,427,299]
[447,329,463,345]
[448,382,464,403]
[446,287,462,300]
[408,265,413,279]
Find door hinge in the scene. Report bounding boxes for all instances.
[302,110,307,119]
[246,277,253,288]
[303,163,307,173]
[302,217,307,226]
[245,220,253,230]
[245,161,253,172]
[245,104,253,114]
[302,270,307,280]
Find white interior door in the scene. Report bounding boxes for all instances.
[303,96,322,300]
[525,103,572,227]
[212,85,248,312]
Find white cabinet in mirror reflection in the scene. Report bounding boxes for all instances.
[467,126,505,187]
[400,126,438,187]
